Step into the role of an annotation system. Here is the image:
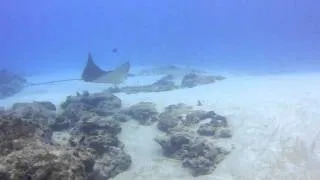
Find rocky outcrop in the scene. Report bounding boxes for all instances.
[52,91,122,131]
[197,115,232,138]
[0,91,133,180]
[157,103,192,132]
[0,113,96,180]
[155,103,232,176]
[57,91,132,179]
[10,101,57,127]
[123,102,159,125]
[61,91,122,116]
[0,88,233,178]
[68,115,132,179]
[155,132,229,176]
[93,146,132,179]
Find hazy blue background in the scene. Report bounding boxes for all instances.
[1,0,319,75]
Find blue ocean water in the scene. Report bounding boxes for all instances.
[1,0,320,75]
[1,2,320,179]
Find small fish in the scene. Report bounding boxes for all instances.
[79,135,85,146]
[197,100,202,106]
[112,48,118,53]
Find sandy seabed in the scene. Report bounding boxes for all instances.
[1,71,320,180]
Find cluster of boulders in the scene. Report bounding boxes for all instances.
[0,111,95,180]
[56,91,132,179]
[108,73,226,94]
[0,69,27,99]
[0,90,233,178]
[154,103,232,176]
[0,91,133,180]
[109,100,233,176]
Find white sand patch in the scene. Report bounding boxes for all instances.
[114,73,320,180]
[1,72,320,179]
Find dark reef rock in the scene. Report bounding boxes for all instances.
[197,124,231,138]
[197,114,231,138]
[86,134,121,155]
[157,103,192,132]
[63,99,132,179]
[181,140,229,176]
[154,132,193,158]
[0,91,133,179]
[181,73,226,88]
[79,115,122,135]
[156,103,231,139]
[69,118,131,179]
[53,91,122,131]
[155,104,233,176]
[216,128,232,138]
[0,69,27,99]
[0,146,95,180]
[155,132,229,176]
[0,112,54,151]
[68,115,125,155]
[0,85,233,178]
[157,112,182,133]
[157,104,222,133]
[124,102,159,125]
[0,113,96,180]
[182,110,210,126]
[93,146,132,179]
[10,101,57,127]
[112,113,131,122]
[53,103,91,131]
[0,114,45,156]
[61,91,122,116]
[163,103,193,115]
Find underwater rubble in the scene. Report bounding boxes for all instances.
[154,103,233,176]
[0,91,132,180]
[0,113,95,180]
[122,101,159,125]
[0,69,27,99]
[54,91,132,179]
[0,90,233,179]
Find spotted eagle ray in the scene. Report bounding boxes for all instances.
[27,53,130,87]
[81,53,130,85]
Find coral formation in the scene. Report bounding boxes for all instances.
[154,103,232,176]
[0,89,232,178]
[0,91,132,180]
